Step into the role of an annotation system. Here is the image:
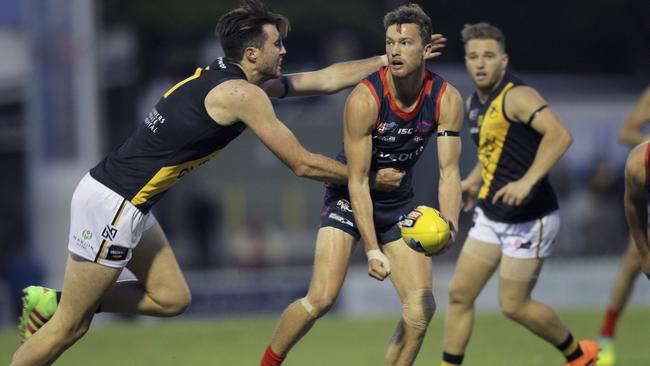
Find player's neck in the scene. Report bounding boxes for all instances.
[235,62,271,86]
[387,67,425,108]
[476,72,506,103]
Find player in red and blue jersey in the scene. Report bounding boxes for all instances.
[261,4,462,366]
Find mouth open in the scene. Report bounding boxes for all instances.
[391,60,405,69]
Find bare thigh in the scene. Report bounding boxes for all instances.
[383,239,432,300]
[449,237,501,300]
[56,254,122,327]
[305,227,356,302]
[126,221,189,300]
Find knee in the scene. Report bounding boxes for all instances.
[304,292,338,319]
[499,297,526,321]
[447,280,473,307]
[155,287,192,317]
[402,289,436,333]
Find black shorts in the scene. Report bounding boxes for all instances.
[319,188,414,245]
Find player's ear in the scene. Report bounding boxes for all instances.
[244,47,258,63]
[501,53,509,68]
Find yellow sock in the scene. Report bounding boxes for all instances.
[562,339,580,357]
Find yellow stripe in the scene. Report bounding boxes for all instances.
[536,218,543,258]
[112,200,128,226]
[562,339,579,357]
[131,150,221,206]
[163,68,203,98]
[478,82,515,199]
[95,239,109,263]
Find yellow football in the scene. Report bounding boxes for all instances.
[400,205,450,256]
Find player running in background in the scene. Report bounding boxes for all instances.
[10,1,448,364]
[440,23,598,366]
[260,4,462,366]
[623,141,650,279]
[597,86,650,366]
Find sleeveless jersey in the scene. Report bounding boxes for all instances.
[90,57,247,213]
[330,67,447,201]
[468,72,558,223]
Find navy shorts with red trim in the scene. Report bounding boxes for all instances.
[319,188,414,245]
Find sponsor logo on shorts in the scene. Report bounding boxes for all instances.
[515,239,532,249]
[106,245,129,261]
[336,199,353,213]
[328,213,354,227]
[82,229,93,240]
[72,234,93,250]
[102,226,118,241]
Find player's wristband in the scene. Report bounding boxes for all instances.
[366,249,391,271]
[436,130,460,137]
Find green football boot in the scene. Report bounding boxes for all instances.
[598,337,615,366]
[18,285,58,341]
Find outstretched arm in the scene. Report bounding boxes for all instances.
[263,34,446,97]
[436,84,463,240]
[344,83,391,281]
[205,80,403,189]
[624,143,650,279]
[208,80,347,183]
[493,86,572,206]
[618,87,650,147]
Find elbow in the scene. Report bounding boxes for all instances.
[320,76,342,94]
[292,163,311,178]
[559,129,573,151]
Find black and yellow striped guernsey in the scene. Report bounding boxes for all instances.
[467,72,558,223]
[90,57,247,213]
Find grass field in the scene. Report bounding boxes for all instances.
[2,309,649,365]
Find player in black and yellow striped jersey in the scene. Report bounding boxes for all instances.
[11,1,448,364]
[440,23,599,366]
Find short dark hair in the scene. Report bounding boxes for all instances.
[215,0,290,63]
[461,22,506,53]
[383,3,432,46]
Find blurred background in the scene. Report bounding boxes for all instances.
[0,0,649,326]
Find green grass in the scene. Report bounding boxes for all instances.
[2,309,649,365]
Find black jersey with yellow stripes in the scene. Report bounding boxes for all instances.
[467,72,558,223]
[90,57,246,213]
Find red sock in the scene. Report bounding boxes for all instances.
[260,345,285,366]
[599,308,620,338]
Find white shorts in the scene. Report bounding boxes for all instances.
[467,206,560,259]
[68,173,157,268]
